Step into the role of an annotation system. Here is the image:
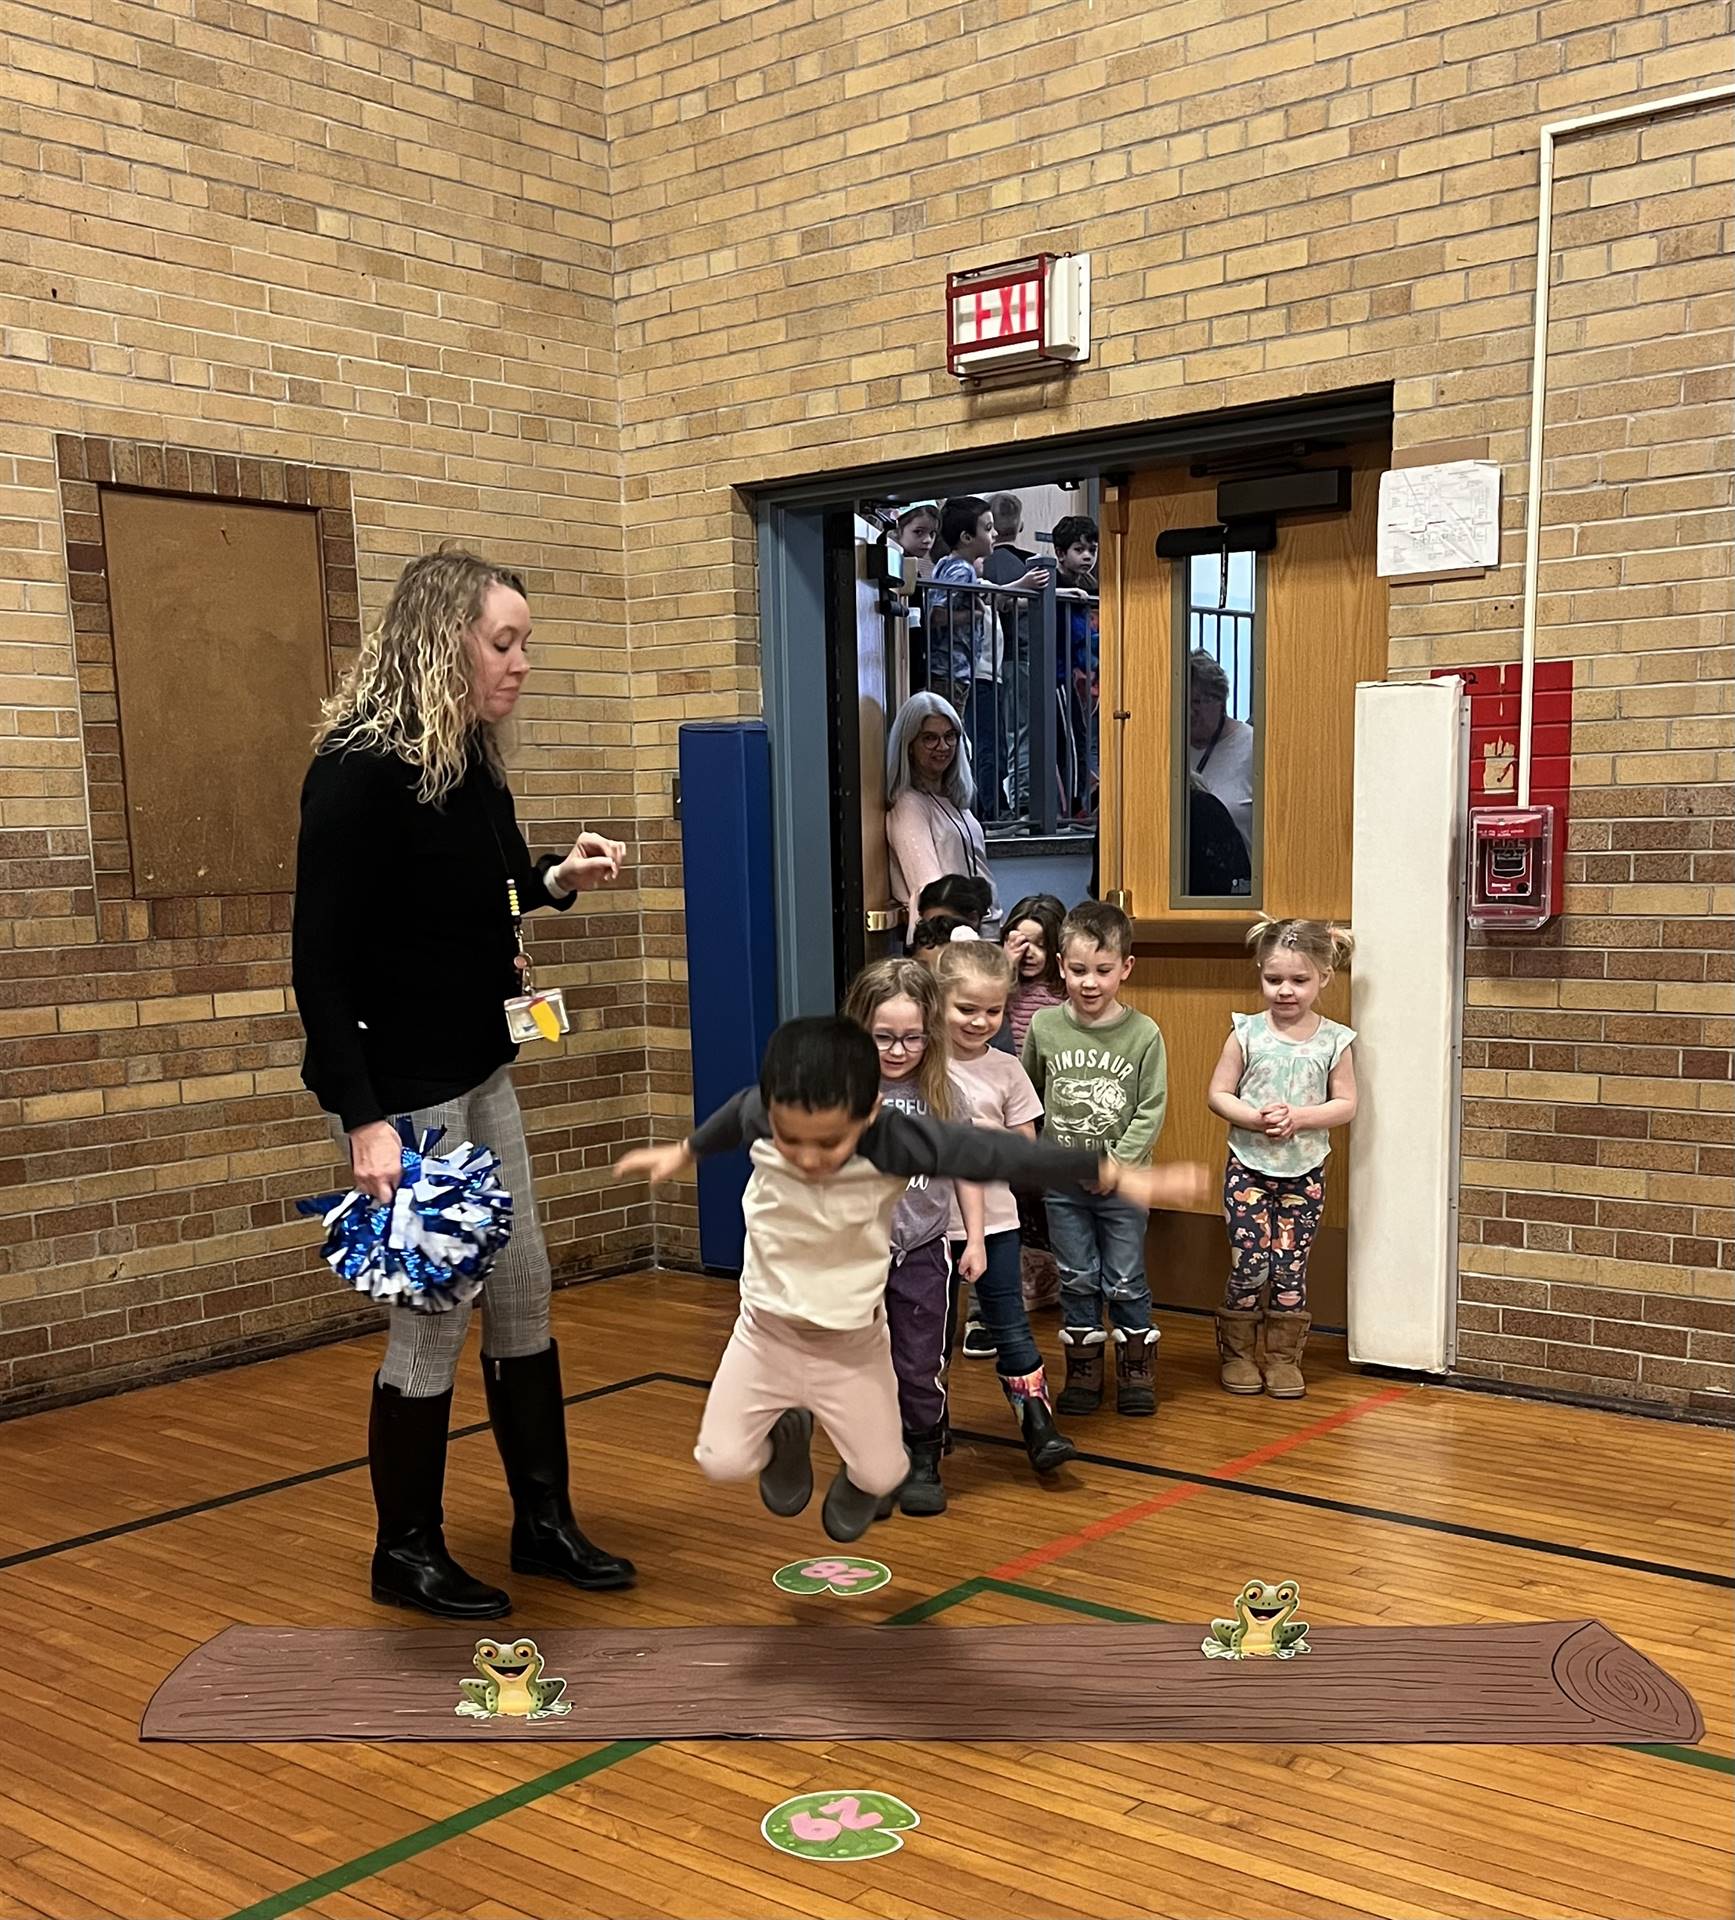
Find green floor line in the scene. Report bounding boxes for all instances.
[223,1738,658,1920]
[222,1577,986,1920]
[982,1576,1163,1624]
[1629,1742,1735,1776]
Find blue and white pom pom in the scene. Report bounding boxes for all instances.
[297,1121,514,1313]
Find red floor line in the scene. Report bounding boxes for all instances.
[987,1383,1411,1580]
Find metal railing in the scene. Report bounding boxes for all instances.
[913,574,1099,837]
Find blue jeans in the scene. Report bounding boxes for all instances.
[954,1229,1040,1376]
[1046,1189,1152,1334]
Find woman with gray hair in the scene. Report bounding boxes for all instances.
[885,691,1000,940]
[1188,648,1256,854]
[293,550,636,1619]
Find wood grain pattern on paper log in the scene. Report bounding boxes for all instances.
[101,490,331,898]
[140,1620,1703,1746]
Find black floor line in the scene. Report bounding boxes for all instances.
[0,1372,670,1574]
[951,1427,1735,1592]
[5,1370,1728,1595]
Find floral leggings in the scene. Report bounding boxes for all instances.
[1223,1153,1325,1312]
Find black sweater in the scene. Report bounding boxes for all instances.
[292,740,573,1130]
[689,1087,1102,1192]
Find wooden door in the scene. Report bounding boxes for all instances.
[1099,450,1389,1325]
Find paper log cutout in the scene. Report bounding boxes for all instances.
[142,1620,1702,1746]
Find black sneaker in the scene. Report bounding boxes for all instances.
[759,1409,814,1516]
[822,1467,888,1542]
[960,1319,997,1360]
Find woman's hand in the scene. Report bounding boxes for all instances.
[553,831,626,894]
[614,1140,694,1185]
[348,1120,405,1204]
[959,1236,988,1284]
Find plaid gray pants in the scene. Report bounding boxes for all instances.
[330,1066,551,1396]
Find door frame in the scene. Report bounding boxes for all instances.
[751,388,1394,1013]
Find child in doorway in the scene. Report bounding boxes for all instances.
[1205,917,1358,1399]
[1002,896,1067,1314]
[936,941,1077,1470]
[1022,901,1169,1416]
[615,1018,1205,1539]
[916,872,994,937]
[842,959,979,1515]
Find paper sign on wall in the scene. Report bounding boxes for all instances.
[1376,462,1502,578]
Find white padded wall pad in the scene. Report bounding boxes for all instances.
[1347,679,1466,1372]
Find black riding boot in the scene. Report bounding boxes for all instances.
[483,1344,636,1591]
[368,1376,511,1619]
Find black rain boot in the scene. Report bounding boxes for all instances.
[759,1408,814,1515]
[898,1423,947,1517]
[483,1344,636,1591]
[368,1376,511,1619]
[823,1465,899,1543]
[1000,1366,1077,1476]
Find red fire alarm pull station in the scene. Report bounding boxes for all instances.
[1469,805,1556,930]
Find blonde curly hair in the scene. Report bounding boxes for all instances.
[314,551,526,805]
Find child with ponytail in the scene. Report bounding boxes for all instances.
[1205,917,1358,1399]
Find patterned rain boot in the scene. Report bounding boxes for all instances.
[1000,1367,1077,1475]
[1113,1327,1159,1417]
[1214,1308,1264,1394]
[1260,1310,1311,1399]
[1056,1326,1107,1414]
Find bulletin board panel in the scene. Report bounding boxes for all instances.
[102,492,331,898]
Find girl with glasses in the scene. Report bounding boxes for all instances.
[840,959,985,1516]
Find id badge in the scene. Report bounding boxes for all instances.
[504,986,570,1045]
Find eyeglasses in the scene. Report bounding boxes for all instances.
[871,1031,928,1054]
[918,731,960,748]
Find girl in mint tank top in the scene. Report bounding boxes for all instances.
[1205,918,1359,1402]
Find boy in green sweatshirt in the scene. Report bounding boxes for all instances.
[1021,901,1168,1416]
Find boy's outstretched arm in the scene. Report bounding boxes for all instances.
[868,1108,1209,1211]
[613,1087,762,1184]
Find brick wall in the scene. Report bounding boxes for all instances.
[1449,111,1734,1414]
[0,0,648,1411]
[2,0,1730,1415]
[606,0,1733,1411]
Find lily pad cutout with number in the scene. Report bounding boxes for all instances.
[772,1556,892,1597]
[761,1790,919,1862]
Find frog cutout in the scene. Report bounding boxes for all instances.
[455,1637,572,1720]
[761,1790,919,1862]
[772,1556,892,1598]
[1202,1579,1310,1660]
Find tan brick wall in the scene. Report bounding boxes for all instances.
[0,0,648,1410]
[1448,111,1734,1413]
[607,0,1733,1409]
[3,0,1730,1414]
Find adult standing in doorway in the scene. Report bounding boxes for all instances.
[1188,648,1256,853]
[885,691,1001,941]
[293,550,636,1619]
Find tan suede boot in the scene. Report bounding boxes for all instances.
[1260,1309,1311,1398]
[1213,1308,1264,1394]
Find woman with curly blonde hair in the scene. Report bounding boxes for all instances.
[293,550,635,1619]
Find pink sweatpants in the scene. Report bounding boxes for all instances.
[695,1303,909,1498]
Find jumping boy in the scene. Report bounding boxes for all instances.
[615,1015,1204,1538]
[1022,902,1169,1415]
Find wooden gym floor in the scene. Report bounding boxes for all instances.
[1,1271,1730,1920]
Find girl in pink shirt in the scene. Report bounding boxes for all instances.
[937,940,1077,1476]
